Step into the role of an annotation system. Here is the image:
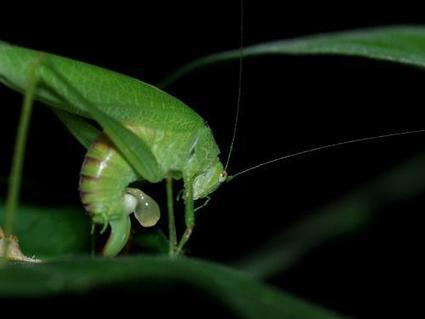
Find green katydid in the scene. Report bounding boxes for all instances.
[0,40,228,257]
[2,26,425,258]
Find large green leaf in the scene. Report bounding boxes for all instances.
[0,256,346,319]
[160,25,425,86]
[0,203,90,259]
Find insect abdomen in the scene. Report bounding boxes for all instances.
[79,134,138,224]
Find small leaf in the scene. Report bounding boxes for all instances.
[161,25,425,86]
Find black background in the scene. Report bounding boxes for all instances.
[0,1,424,317]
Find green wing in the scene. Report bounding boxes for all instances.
[45,65,163,182]
[0,41,171,182]
[0,41,203,132]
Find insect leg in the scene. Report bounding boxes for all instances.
[176,179,194,255]
[166,177,177,256]
[195,196,211,212]
[2,56,42,261]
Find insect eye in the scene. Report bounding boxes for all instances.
[219,171,228,182]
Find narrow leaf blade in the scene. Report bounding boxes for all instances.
[161,25,425,86]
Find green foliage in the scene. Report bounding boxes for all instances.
[161,26,425,86]
[2,25,425,316]
[0,255,345,319]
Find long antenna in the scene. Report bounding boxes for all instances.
[229,129,425,180]
[225,0,244,170]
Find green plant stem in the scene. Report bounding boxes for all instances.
[166,177,177,256]
[1,65,38,262]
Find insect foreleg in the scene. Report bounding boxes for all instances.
[195,196,211,212]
